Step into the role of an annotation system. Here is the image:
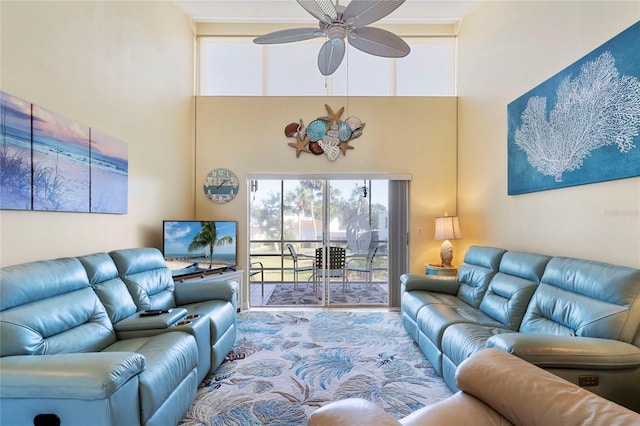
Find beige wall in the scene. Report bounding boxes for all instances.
[4,0,636,275]
[457,1,640,268]
[194,96,458,279]
[0,1,195,266]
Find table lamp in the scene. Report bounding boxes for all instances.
[434,215,462,267]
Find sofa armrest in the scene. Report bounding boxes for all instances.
[486,333,640,369]
[456,348,640,426]
[114,308,188,331]
[174,279,237,305]
[0,352,145,399]
[308,398,400,426]
[400,273,458,294]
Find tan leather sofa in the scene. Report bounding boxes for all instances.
[308,349,640,426]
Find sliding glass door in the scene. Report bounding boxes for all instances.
[324,179,388,305]
[248,177,391,307]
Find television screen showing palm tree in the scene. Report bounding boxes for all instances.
[163,220,237,277]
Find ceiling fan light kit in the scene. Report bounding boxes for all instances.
[254,0,411,76]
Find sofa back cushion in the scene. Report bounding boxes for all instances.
[110,248,176,310]
[520,257,640,342]
[456,246,507,308]
[0,258,115,356]
[78,252,138,324]
[479,251,551,330]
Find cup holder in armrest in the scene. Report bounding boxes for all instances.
[175,320,192,327]
[185,314,200,320]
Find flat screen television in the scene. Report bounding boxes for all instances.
[163,220,237,277]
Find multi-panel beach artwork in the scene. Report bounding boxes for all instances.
[0,91,128,213]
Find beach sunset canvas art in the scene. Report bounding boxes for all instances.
[90,129,128,214]
[32,105,90,212]
[0,92,32,210]
[1,91,129,214]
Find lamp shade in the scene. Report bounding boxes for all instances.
[434,216,462,241]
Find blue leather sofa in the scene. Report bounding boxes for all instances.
[0,248,237,426]
[401,245,640,412]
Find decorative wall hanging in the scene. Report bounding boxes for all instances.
[284,104,365,161]
[204,168,239,203]
[32,104,90,212]
[90,129,128,214]
[0,91,128,213]
[0,92,31,210]
[507,21,640,195]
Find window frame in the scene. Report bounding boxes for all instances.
[198,35,457,96]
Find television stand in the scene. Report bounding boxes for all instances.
[174,269,245,312]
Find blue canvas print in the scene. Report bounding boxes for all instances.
[32,105,90,212]
[508,21,640,195]
[0,92,32,210]
[90,128,128,214]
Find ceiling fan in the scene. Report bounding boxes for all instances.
[253,0,411,76]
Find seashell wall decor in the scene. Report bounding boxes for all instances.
[284,104,365,161]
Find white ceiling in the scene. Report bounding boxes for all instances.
[171,0,483,24]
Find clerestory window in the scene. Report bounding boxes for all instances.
[198,36,456,96]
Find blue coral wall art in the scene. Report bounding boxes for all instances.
[507,21,640,195]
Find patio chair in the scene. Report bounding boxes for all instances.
[346,243,378,287]
[285,243,314,289]
[249,261,265,297]
[311,246,347,294]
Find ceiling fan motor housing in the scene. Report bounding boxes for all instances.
[327,24,348,40]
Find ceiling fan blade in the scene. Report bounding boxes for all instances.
[343,0,406,28]
[348,27,410,57]
[297,0,338,24]
[254,28,323,45]
[318,38,346,76]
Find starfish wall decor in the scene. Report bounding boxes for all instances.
[284,104,365,161]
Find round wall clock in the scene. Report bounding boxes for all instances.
[204,168,239,204]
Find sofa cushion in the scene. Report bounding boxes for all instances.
[456,246,506,308]
[417,300,505,349]
[520,257,640,341]
[110,248,176,310]
[401,291,460,323]
[0,258,115,356]
[78,252,138,324]
[104,331,198,425]
[479,251,551,330]
[441,323,513,367]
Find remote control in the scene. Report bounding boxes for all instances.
[139,309,171,317]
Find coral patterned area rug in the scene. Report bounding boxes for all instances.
[179,310,452,425]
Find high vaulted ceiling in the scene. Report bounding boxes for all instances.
[171,0,483,24]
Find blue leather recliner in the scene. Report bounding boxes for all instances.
[0,247,238,426]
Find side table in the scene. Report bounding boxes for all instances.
[425,264,458,276]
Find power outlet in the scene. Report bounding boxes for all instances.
[578,375,599,387]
